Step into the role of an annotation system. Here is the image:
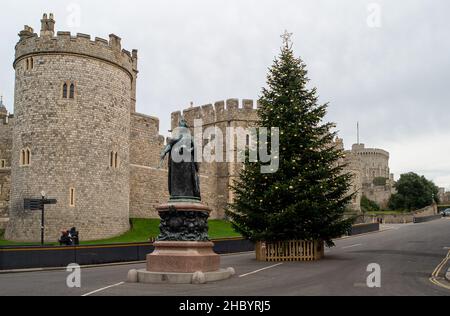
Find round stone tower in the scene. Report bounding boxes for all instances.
[351,143,390,185]
[6,14,138,241]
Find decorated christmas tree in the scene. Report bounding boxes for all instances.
[226,32,354,247]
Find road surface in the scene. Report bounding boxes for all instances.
[0,218,449,296]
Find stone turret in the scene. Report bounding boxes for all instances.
[351,143,390,185]
[18,25,36,41]
[40,13,55,37]
[131,49,138,112]
[0,96,7,119]
[0,95,12,229]
[6,14,135,242]
[350,143,393,208]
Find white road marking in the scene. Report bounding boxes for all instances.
[342,244,362,250]
[383,225,400,230]
[239,263,283,278]
[444,247,450,250]
[81,282,125,297]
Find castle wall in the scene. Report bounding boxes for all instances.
[362,185,392,209]
[0,115,13,229]
[342,149,363,213]
[129,112,168,218]
[6,19,133,241]
[172,99,259,218]
[129,111,220,218]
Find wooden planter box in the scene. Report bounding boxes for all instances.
[256,240,324,262]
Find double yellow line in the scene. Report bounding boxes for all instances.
[429,250,450,290]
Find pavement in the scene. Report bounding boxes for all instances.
[0,218,449,296]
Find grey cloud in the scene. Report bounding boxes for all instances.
[0,0,449,187]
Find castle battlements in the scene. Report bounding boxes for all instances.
[131,111,162,136]
[351,143,389,159]
[171,98,260,127]
[0,115,13,126]
[14,14,137,78]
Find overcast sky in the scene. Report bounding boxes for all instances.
[0,0,449,188]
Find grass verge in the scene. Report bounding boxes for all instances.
[0,219,241,246]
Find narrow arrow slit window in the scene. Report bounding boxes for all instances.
[69,188,75,207]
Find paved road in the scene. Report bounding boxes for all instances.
[1,218,449,296]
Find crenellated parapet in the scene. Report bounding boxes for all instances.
[171,98,259,129]
[351,144,389,159]
[0,97,13,125]
[14,14,137,79]
[0,114,14,126]
[131,112,164,142]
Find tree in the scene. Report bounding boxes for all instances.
[389,172,439,211]
[226,33,354,247]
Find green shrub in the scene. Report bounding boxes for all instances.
[361,196,380,213]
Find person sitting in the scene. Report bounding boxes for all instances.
[58,230,71,246]
[69,227,80,245]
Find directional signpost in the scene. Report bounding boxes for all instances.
[24,195,57,246]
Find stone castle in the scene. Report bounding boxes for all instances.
[0,14,393,241]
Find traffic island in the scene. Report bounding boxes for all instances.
[127,202,235,284]
[129,268,235,284]
[127,119,234,284]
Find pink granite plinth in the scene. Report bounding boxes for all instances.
[147,241,220,273]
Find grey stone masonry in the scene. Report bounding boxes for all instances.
[6,14,134,241]
[0,106,13,224]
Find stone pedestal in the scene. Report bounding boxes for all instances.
[147,241,220,273]
[128,201,234,284]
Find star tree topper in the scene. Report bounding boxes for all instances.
[281,30,293,47]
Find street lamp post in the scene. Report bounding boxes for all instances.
[40,191,46,246]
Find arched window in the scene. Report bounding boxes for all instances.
[110,151,119,169]
[26,148,31,165]
[114,152,119,169]
[20,150,25,166]
[30,58,33,69]
[62,83,68,99]
[26,59,29,70]
[20,148,31,166]
[110,151,113,167]
[0,160,6,169]
[69,83,75,99]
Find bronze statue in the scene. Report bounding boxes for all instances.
[159,118,201,201]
